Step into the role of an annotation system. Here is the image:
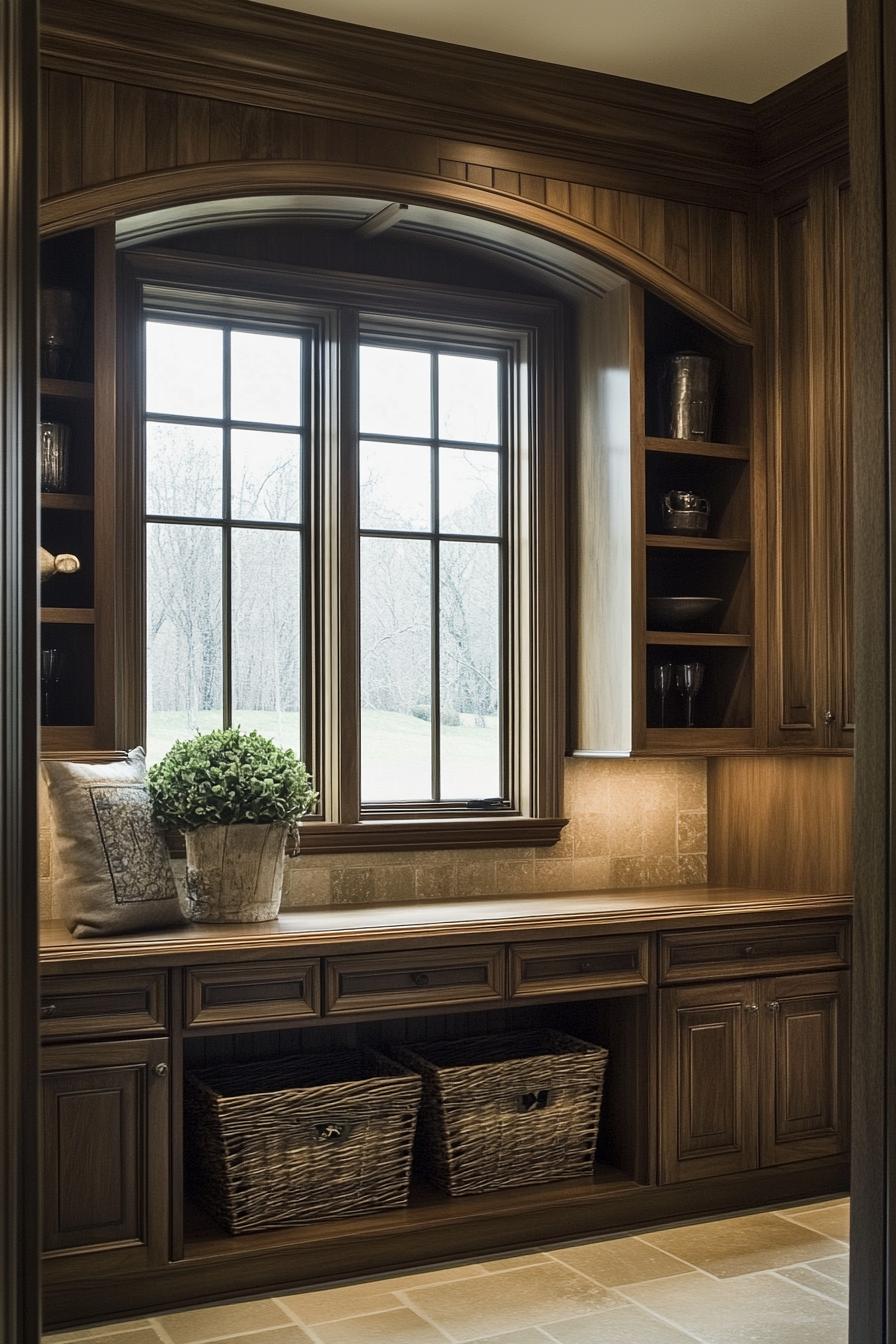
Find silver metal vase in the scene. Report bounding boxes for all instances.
[663,352,718,441]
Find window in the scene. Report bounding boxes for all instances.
[359,342,505,805]
[127,254,564,851]
[144,317,308,764]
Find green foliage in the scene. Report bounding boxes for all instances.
[147,727,318,834]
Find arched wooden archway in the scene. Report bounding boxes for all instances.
[39,162,754,345]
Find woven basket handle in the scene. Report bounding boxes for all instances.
[516,1089,551,1113]
[313,1121,352,1143]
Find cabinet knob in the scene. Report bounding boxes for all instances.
[768,1001,780,1012]
[411,972,430,988]
[745,1003,759,1013]
[742,945,755,956]
[152,1063,169,1078]
[824,710,835,725]
[580,960,594,973]
[40,1003,57,1018]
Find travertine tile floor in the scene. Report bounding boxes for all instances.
[45,1198,850,1344]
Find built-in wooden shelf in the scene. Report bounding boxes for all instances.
[182,1165,636,1261]
[645,534,751,552]
[646,631,751,647]
[40,725,99,754]
[40,607,95,625]
[40,493,94,512]
[40,378,94,401]
[644,436,749,460]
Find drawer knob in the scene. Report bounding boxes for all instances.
[411,972,430,988]
[152,1063,169,1078]
[768,1001,780,1012]
[580,960,594,973]
[40,1003,57,1018]
[745,1003,759,1013]
[742,945,755,956]
[824,709,835,725]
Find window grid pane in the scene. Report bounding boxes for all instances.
[144,317,307,762]
[359,341,506,805]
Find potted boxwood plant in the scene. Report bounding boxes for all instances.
[148,727,317,923]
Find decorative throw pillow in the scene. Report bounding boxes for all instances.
[42,748,188,938]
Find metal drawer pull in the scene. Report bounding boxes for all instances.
[315,1122,350,1143]
[742,945,755,956]
[152,1063,168,1078]
[40,1003,57,1018]
[768,1001,781,1012]
[745,1003,759,1013]
[410,972,430,987]
[580,960,594,973]
[517,1089,551,1113]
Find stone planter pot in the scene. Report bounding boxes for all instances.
[184,822,289,923]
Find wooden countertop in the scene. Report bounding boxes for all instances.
[39,884,852,970]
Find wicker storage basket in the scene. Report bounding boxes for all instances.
[185,1048,422,1233]
[397,1029,609,1197]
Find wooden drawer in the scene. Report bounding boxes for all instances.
[184,959,321,1029]
[40,971,167,1040]
[509,935,649,999]
[325,945,506,1017]
[659,920,850,984]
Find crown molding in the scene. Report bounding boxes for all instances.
[754,54,849,192]
[40,0,761,200]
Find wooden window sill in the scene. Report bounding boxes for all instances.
[295,816,569,854]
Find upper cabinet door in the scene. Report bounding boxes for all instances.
[826,166,855,749]
[759,970,850,1166]
[659,980,760,1184]
[768,193,828,748]
[41,1037,169,1281]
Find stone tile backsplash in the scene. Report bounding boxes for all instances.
[39,756,707,918]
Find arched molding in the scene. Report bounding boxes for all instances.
[40,162,754,343]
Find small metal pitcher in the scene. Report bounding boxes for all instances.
[662,489,711,536]
[40,421,71,492]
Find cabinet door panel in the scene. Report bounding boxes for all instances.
[769,198,827,747]
[828,169,854,747]
[760,970,849,1165]
[42,1038,169,1279]
[659,981,759,1184]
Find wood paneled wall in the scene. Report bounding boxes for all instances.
[39,69,752,325]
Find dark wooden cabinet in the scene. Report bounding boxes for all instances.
[660,969,849,1183]
[41,1037,170,1280]
[759,970,850,1165]
[659,980,760,1183]
[768,162,853,750]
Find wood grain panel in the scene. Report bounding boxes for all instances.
[325,944,506,1018]
[81,79,114,185]
[113,83,146,179]
[707,755,853,894]
[828,170,855,745]
[176,94,210,166]
[39,970,167,1040]
[659,920,850,984]
[41,1037,168,1276]
[509,935,649,998]
[208,98,241,161]
[659,980,759,1184]
[759,970,849,1164]
[46,71,82,197]
[145,89,178,171]
[769,200,824,741]
[184,959,321,1029]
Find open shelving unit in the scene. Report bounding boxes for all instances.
[176,991,650,1266]
[39,225,115,755]
[571,281,757,756]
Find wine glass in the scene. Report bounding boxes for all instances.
[675,661,705,729]
[40,648,61,726]
[652,662,674,727]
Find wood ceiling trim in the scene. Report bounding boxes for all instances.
[40,0,760,200]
